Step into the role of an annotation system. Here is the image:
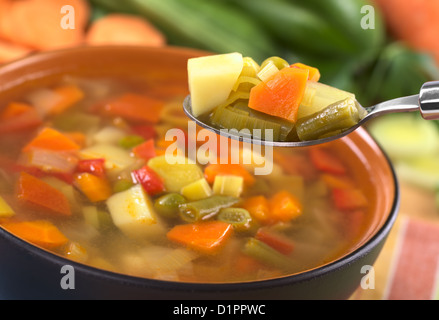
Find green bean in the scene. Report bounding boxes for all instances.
[217,208,252,231]
[296,97,360,141]
[154,193,187,219]
[242,238,292,271]
[178,195,239,223]
[113,179,134,193]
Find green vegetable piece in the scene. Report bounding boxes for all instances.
[296,97,360,141]
[178,195,239,223]
[217,208,252,231]
[154,193,187,219]
[113,179,135,193]
[119,135,145,149]
[260,56,290,71]
[242,238,292,271]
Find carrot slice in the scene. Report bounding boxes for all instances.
[0,103,42,134]
[332,188,368,211]
[85,14,165,47]
[0,0,89,50]
[242,196,271,225]
[269,190,302,222]
[249,67,309,123]
[204,163,255,186]
[1,220,68,249]
[17,172,72,216]
[103,93,164,124]
[50,85,85,115]
[22,127,80,152]
[167,221,233,255]
[74,172,112,203]
[309,148,347,175]
[290,63,321,82]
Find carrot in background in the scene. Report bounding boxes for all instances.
[204,163,255,186]
[85,14,166,47]
[0,0,89,50]
[17,172,72,216]
[0,38,33,64]
[373,0,439,65]
[1,220,68,249]
[22,127,80,152]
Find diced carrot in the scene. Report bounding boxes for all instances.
[309,148,347,175]
[249,67,309,123]
[64,131,86,148]
[332,188,368,211]
[85,14,165,47]
[255,228,294,255]
[0,106,42,134]
[49,85,85,115]
[167,221,233,255]
[103,93,164,124]
[269,190,302,222]
[235,253,264,274]
[74,172,112,203]
[1,220,68,249]
[242,196,271,225]
[290,63,321,82]
[0,102,33,120]
[132,139,156,160]
[204,163,255,186]
[321,174,354,190]
[22,127,80,153]
[0,0,89,50]
[17,172,72,216]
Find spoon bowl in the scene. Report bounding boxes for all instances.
[183,81,439,147]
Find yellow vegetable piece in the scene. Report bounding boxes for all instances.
[0,196,15,218]
[213,175,244,197]
[181,178,213,201]
[147,155,204,192]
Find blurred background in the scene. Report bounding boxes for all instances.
[1,0,439,299]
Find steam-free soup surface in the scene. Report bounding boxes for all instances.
[0,75,370,283]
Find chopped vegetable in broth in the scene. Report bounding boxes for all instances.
[0,74,370,283]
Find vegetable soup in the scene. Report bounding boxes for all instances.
[0,74,371,283]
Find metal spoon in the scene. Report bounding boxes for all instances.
[183,81,439,147]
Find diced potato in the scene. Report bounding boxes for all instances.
[147,155,204,192]
[106,184,166,239]
[213,175,244,197]
[181,178,213,201]
[93,126,127,145]
[0,196,14,218]
[298,81,356,119]
[80,144,135,174]
[188,52,244,117]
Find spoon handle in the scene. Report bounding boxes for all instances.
[420,81,439,120]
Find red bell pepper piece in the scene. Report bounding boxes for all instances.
[309,148,347,175]
[76,158,106,178]
[132,165,165,196]
[132,139,156,161]
[131,125,157,140]
[255,228,294,255]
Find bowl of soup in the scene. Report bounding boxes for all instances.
[0,46,399,300]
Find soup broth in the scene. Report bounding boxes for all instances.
[0,74,371,283]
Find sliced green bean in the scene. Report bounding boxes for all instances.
[154,193,187,219]
[242,238,292,271]
[178,195,239,223]
[296,97,360,141]
[217,208,252,231]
